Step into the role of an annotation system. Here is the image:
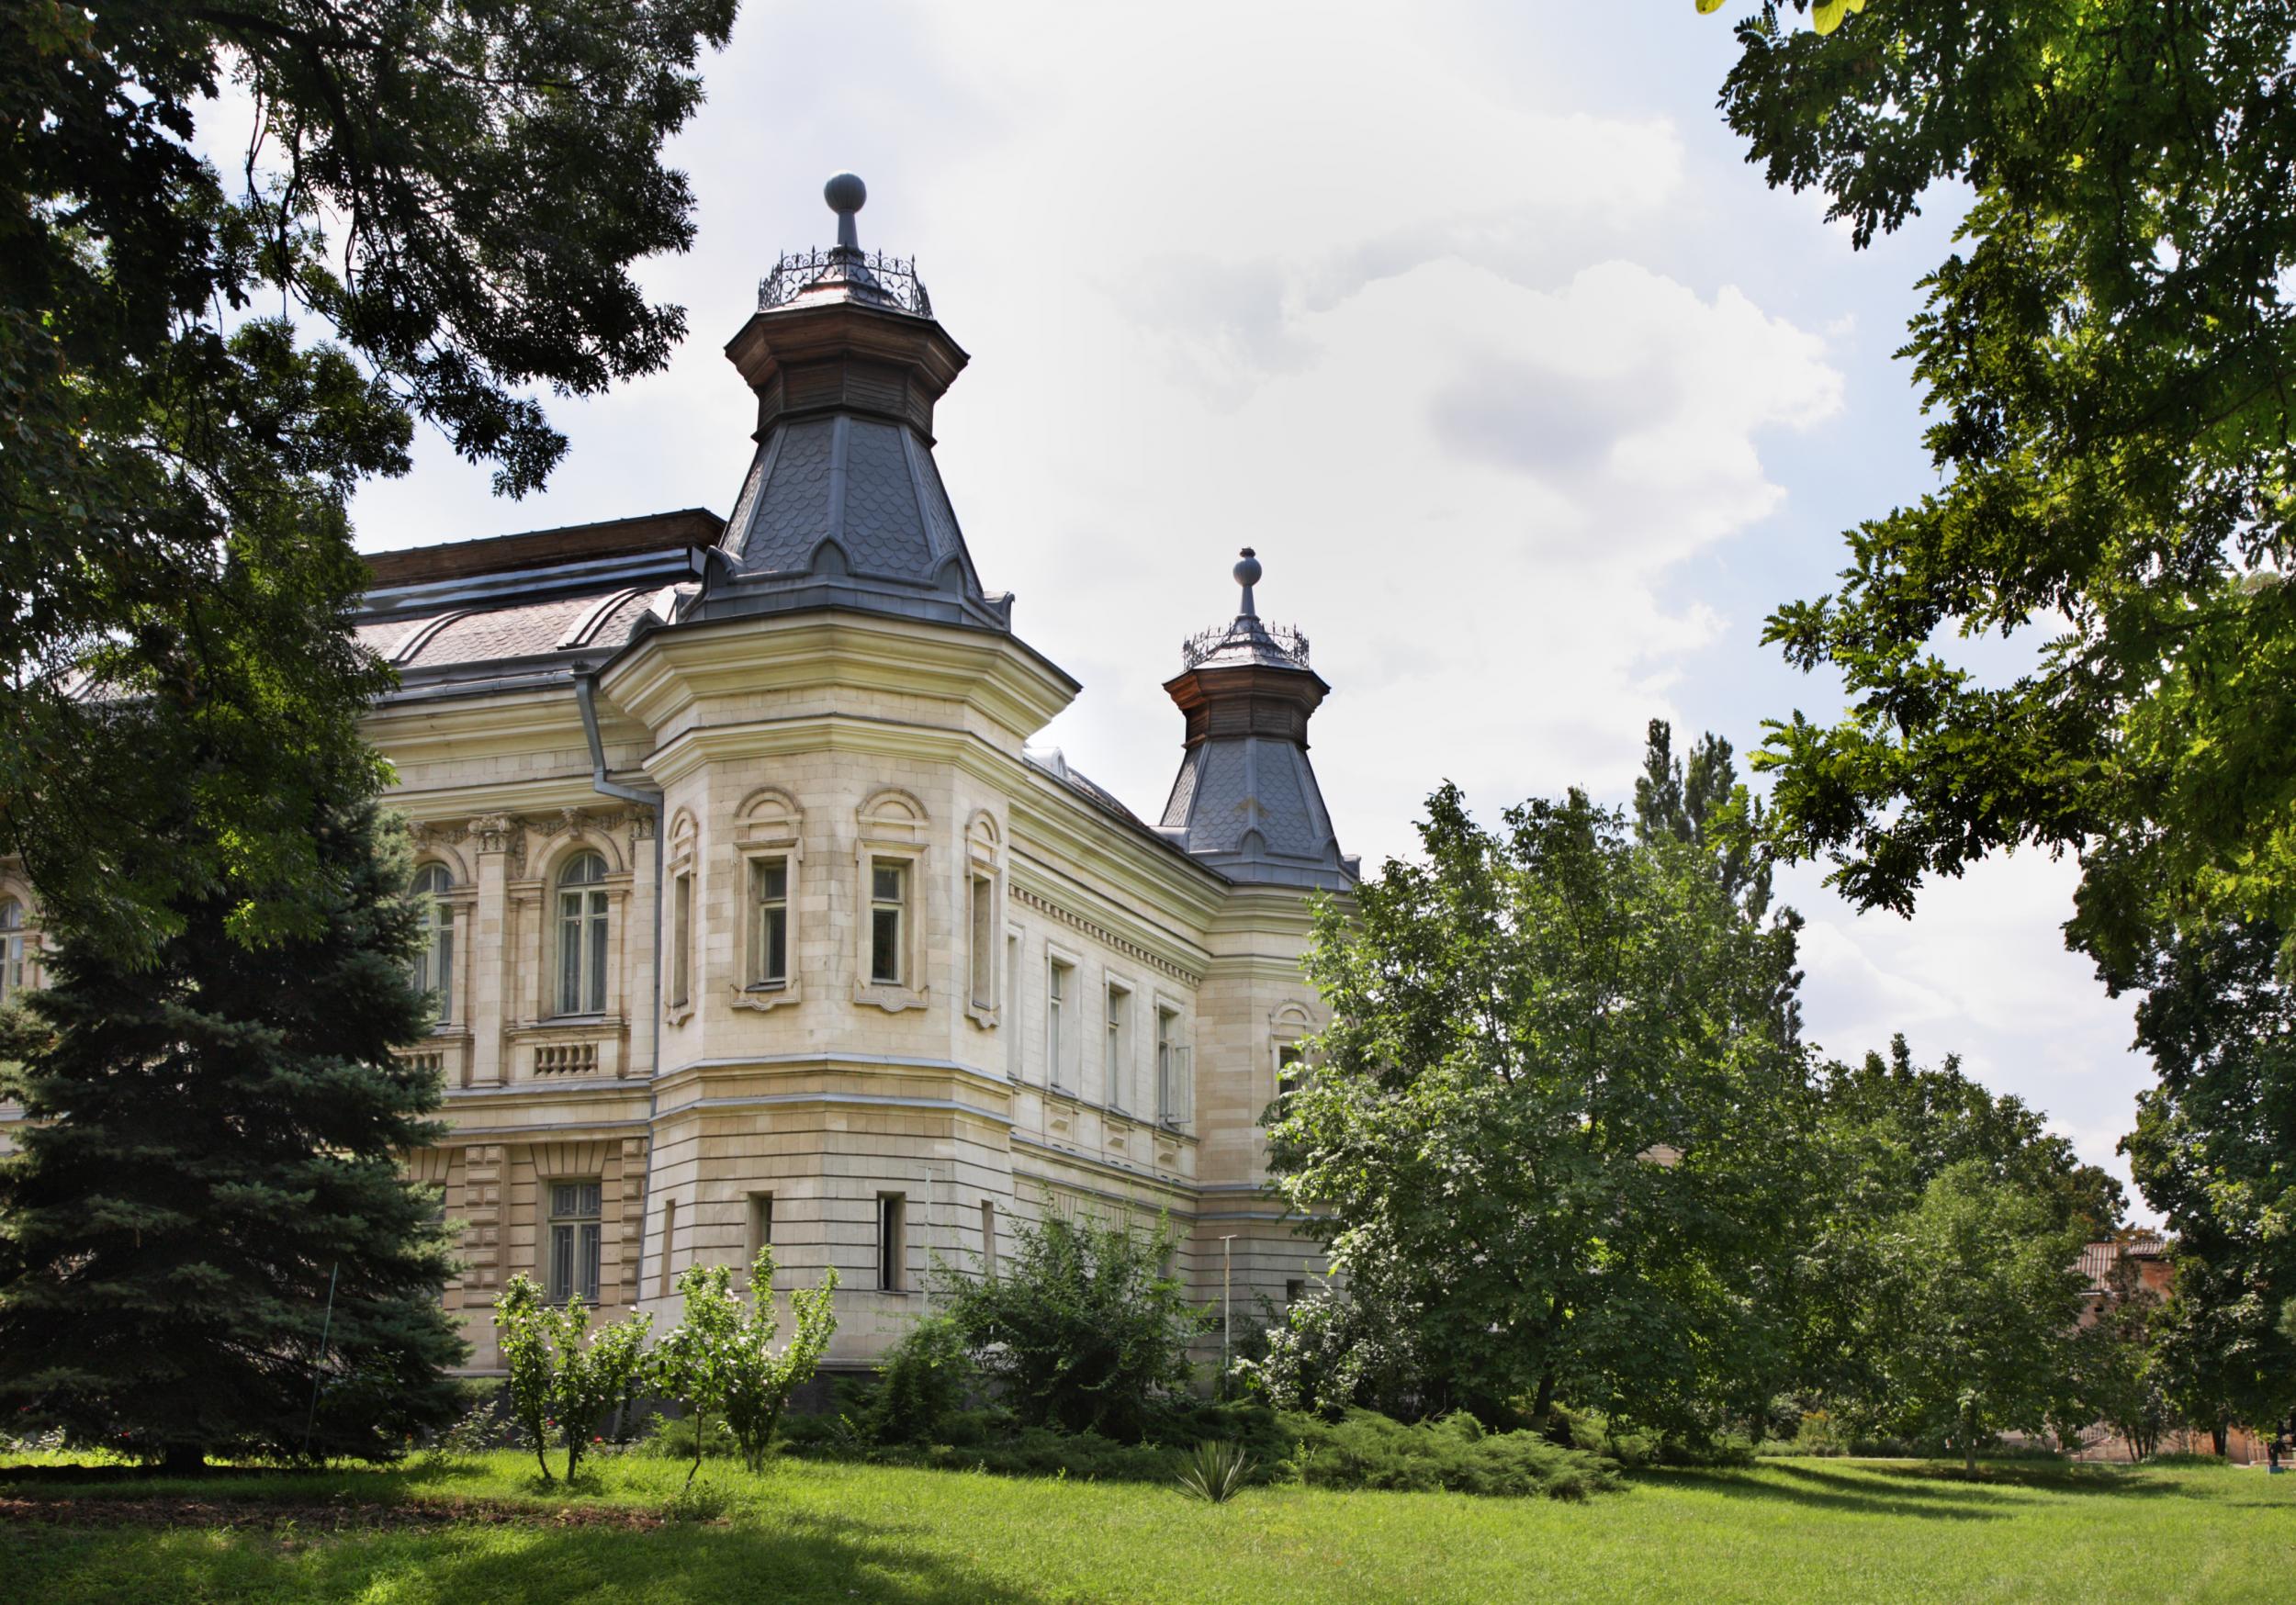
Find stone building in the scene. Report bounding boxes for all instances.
[127,175,1349,1373]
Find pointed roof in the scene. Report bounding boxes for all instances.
[685,174,1012,633]
[1158,550,1356,891]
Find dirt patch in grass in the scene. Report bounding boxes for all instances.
[0,1495,670,1532]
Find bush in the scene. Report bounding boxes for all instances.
[868,1317,972,1444]
[936,1197,1209,1442]
[637,1409,740,1463]
[1546,1403,1751,1468]
[492,1274,651,1486]
[1285,1410,1616,1499]
[652,1248,839,1479]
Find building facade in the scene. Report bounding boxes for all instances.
[27,177,1347,1373]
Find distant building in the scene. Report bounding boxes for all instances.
[2070,1232,2262,1464]
[79,175,1345,1373]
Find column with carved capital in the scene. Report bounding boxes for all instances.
[468,814,519,1087]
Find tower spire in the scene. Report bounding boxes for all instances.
[1157,550,1354,890]
[691,174,1007,632]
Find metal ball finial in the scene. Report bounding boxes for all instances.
[1233,546,1262,617]
[825,173,865,250]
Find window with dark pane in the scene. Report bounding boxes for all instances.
[752,856,789,986]
[547,1180,602,1304]
[869,859,906,985]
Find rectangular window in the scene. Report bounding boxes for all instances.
[751,856,789,987]
[670,871,692,1010]
[980,1199,997,1278]
[658,1196,678,1298]
[1006,933,1022,1079]
[547,1181,603,1305]
[1287,1277,1306,1306]
[969,873,996,1010]
[748,1192,774,1263]
[1105,983,1130,1109]
[1156,1008,1190,1127]
[1047,959,1073,1089]
[1273,1043,1307,1121]
[869,860,907,985]
[877,1194,906,1292]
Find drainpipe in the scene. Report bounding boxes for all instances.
[574,668,666,1308]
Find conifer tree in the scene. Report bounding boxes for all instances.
[0,743,463,1470]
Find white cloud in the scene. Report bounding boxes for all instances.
[339,0,2153,1216]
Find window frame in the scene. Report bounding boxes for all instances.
[852,789,929,1014]
[962,811,1003,1028]
[732,788,804,1014]
[1154,1002,1194,1129]
[546,1178,604,1306]
[876,1193,906,1293]
[552,850,613,1019]
[0,895,32,1005]
[408,865,456,1026]
[1045,948,1079,1092]
[668,867,694,1016]
[868,859,910,987]
[1104,978,1133,1111]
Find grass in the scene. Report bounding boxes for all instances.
[3,1450,2290,1604]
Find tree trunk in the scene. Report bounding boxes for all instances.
[1962,1404,1977,1476]
[2212,1420,2228,1458]
[161,1443,205,1477]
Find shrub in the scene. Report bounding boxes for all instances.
[1285,1410,1616,1499]
[653,1247,838,1481]
[638,1409,739,1463]
[936,1196,1210,1442]
[869,1317,972,1444]
[492,1274,651,1486]
[1176,1440,1255,1502]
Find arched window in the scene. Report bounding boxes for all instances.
[0,898,25,1004]
[409,865,455,1024]
[556,851,610,1016]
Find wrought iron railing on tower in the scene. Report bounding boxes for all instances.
[758,249,933,318]
[1180,621,1311,669]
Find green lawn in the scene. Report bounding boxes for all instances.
[4,1451,2290,1604]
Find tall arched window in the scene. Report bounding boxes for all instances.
[409,865,455,1024]
[0,899,25,1004]
[556,851,610,1016]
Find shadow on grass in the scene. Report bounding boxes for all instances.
[1645,1465,2011,1521]
[15,1503,1060,1605]
[1640,1458,2188,1521]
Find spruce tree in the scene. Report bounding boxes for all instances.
[0,746,464,1470]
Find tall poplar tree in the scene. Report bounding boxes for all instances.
[0,734,462,1470]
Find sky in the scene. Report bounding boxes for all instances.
[337,1,2155,1213]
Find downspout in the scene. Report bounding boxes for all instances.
[574,668,666,1307]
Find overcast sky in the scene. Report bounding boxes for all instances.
[341,1,2155,1213]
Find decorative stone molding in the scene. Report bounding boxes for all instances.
[1010,885,1193,985]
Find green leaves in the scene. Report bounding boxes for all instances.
[1266,767,1813,1436]
[1721,0,2296,972]
[491,1274,650,1484]
[1,0,736,964]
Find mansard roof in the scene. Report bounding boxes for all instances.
[356,511,715,697]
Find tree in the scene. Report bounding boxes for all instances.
[1869,1162,2090,1474]
[652,1249,838,1481]
[1786,1037,2121,1433]
[935,1201,1207,1442]
[0,763,463,1470]
[491,1274,651,1486]
[1691,0,2296,975]
[3,0,736,961]
[2120,918,2296,1435]
[1266,773,1813,1439]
